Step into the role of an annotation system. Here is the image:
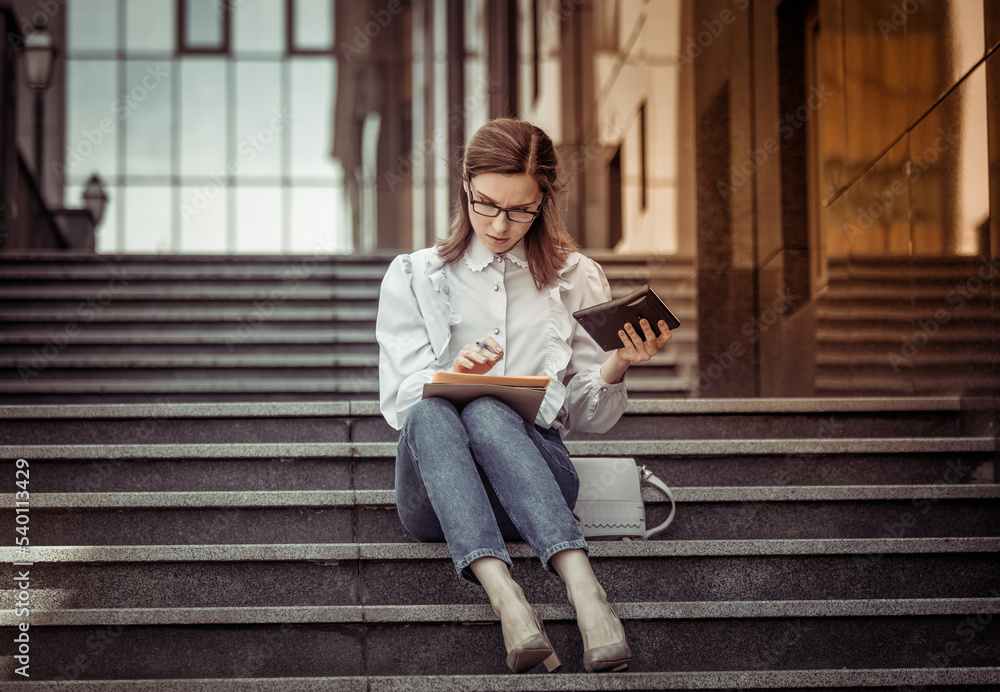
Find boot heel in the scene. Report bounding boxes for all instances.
[543,651,561,672]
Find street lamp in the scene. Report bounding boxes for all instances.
[82,174,109,227]
[22,20,58,188]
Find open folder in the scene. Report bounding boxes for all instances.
[421,371,550,423]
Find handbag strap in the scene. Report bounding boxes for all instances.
[639,465,676,539]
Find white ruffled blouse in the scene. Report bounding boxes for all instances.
[376,238,628,436]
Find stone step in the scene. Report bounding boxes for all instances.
[5,553,997,609]
[0,376,694,404]
[3,537,996,563]
[0,251,694,279]
[0,354,382,369]
[0,344,379,358]
[0,328,376,345]
[0,257,395,281]
[816,329,995,347]
[2,397,978,444]
[13,451,993,493]
[0,307,378,322]
[1,613,997,677]
[816,305,995,321]
[0,669,997,691]
[817,352,997,366]
[8,448,992,493]
[0,253,699,401]
[0,378,381,398]
[0,285,382,302]
[816,372,1000,396]
[4,438,991,461]
[819,279,996,297]
[0,350,693,370]
[8,484,997,509]
[0,391,379,404]
[827,254,994,273]
[6,489,997,544]
[7,598,999,628]
[0,329,697,347]
[8,504,996,545]
[818,296,993,313]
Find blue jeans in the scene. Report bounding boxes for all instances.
[395,396,589,582]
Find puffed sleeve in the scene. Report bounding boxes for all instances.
[557,258,628,434]
[376,254,439,430]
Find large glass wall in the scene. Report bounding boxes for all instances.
[63,0,347,253]
[809,0,994,395]
[815,0,989,260]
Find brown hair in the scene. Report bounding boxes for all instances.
[436,118,578,289]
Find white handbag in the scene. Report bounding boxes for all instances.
[570,457,676,540]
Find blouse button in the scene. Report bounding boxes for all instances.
[600,387,608,393]
[493,328,500,335]
[495,256,502,263]
[492,284,499,291]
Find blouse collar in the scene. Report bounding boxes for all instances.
[464,235,529,272]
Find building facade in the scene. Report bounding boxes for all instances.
[687,0,998,397]
[1,0,997,400]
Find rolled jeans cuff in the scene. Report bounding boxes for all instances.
[455,547,513,584]
[539,538,590,574]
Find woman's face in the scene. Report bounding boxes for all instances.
[466,172,544,255]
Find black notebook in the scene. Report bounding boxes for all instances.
[572,285,681,351]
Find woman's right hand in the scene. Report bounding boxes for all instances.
[453,338,504,374]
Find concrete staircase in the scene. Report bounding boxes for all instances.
[816,256,999,396]
[0,252,697,403]
[1,396,998,687]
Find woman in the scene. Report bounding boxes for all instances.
[376,118,671,673]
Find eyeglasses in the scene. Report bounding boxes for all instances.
[468,184,543,224]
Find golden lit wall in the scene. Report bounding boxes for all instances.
[816,0,990,258]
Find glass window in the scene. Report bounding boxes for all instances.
[291,185,344,252]
[906,1,985,126]
[235,186,283,251]
[464,0,486,55]
[123,60,174,177]
[180,184,229,251]
[125,0,174,54]
[814,0,847,204]
[290,59,337,178]
[67,0,119,55]
[910,65,989,257]
[234,0,285,56]
[234,61,284,179]
[65,60,120,184]
[180,58,229,177]
[292,0,334,52]
[123,186,173,251]
[843,1,907,183]
[592,0,617,51]
[182,0,228,51]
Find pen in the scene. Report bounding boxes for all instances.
[476,341,497,354]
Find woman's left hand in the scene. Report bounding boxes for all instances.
[615,318,671,364]
[600,318,671,384]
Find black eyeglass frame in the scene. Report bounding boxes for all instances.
[466,182,545,224]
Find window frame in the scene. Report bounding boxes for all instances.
[286,0,335,56]
[177,0,232,56]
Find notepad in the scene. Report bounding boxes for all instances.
[421,371,550,423]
